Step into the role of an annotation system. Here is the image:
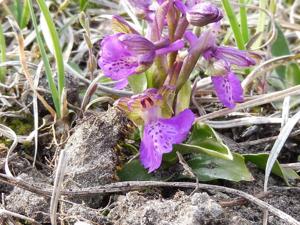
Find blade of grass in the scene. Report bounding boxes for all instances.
[20,0,31,29]
[28,0,61,117]
[11,0,23,26]
[0,23,6,82]
[35,0,65,97]
[221,0,245,50]
[252,0,267,48]
[79,0,89,11]
[239,0,249,43]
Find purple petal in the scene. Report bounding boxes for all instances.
[114,78,129,89]
[140,109,195,172]
[189,30,215,54]
[99,33,129,59]
[98,33,156,80]
[174,0,187,14]
[155,39,184,55]
[150,0,170,41]
[228,72,243,102]
[214,46,256,67]
[119,34,155,54]
[186,0,202,8]
[211,72,243,108]
[128,0,151,10]
[184,31,198,46]
[98,56,138,80]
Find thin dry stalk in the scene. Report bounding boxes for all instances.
[196,84,300,122]
[7,16,56,117]
[50,150,68,225]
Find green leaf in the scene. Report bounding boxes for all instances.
[20,0,30,29]
[28,0,61,116]
[244,153,299,185]
[79,0,89,11]
[269,23,300,108]
[188,153,253,182]
[163,123,233,167]
[10,0,22,26]
[184,123,233,160]
[0,23,6,82]
[117,159,156,181]
[128,73,147,94]
[270,23,300,87]
[36,0,65,99]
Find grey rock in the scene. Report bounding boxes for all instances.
[107,191,229,225]
[63,204,112,225]
[5,169,51,223]
[63,107,132,207]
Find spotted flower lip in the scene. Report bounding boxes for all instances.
[211,71,243,109]
[141,108,195,172]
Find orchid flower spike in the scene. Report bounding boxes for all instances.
[115,88,194,172]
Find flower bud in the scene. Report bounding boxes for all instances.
[186,2,223,27]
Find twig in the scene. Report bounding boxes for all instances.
[196,84,300,122]
[238,129,300,147]
[242,54,300,90]
[0,173,299,224]
[0,208,42,225]
[281,163,300,170]
[50,150,67,225]
[207,117,282,129]
[7,16,56,117]
[219,191,270,207]
[176,152,199,195]
[0,124,18,177]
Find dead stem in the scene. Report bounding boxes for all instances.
[196,84,300,122]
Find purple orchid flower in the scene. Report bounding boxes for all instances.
[98,33,184,88]
[141,108,194,172]
[185,30,256,108]
[115,88,195,172]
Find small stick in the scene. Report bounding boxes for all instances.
[50,150,68,225]
[219,191,270,207]
[196,84,300,122]
[0,208,42,225]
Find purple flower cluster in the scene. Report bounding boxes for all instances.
[97,0,256,172]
